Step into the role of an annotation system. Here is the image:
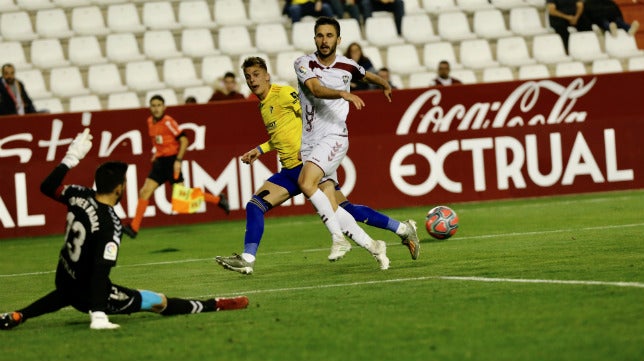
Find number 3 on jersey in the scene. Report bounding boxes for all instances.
[65,212,86,262]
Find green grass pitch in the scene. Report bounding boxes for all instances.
[1,190,643,361]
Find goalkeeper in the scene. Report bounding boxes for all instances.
[1,129,248,331]
[215,57,420,275]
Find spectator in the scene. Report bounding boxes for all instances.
[361,0,405,35]
[546,0,592,53]
[376,67,397,89]
[326,0,362,23]
[432,60,462,87]
[288,0,334,23]
[344,42,376,91]
[208,72,246,102]
[584,0,640,37]
[184,96,197,104]
[0,63,37,116]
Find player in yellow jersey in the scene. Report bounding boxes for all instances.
[215,57,419,274]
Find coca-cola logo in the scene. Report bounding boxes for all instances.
[396,78,597,135]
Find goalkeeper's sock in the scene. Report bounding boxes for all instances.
[335,206,374,249]
[340,201,400,233]
[203,192,221,205]
[243,196,270,257]
[161,298,216,315]
[131,199,149,232]
[308,189,344,239]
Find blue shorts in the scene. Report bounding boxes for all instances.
[267,164,303,197]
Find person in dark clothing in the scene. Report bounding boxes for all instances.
[0,63,37,116]
[584,0,640,36]
[546,0,592,53]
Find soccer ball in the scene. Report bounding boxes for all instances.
[425,206,459,240]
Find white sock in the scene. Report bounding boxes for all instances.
[336,207,375,249]
[395,221,408,236]
[308,189,344,241]
[241,253,255,263]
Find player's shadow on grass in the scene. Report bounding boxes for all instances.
[149,248,181,253]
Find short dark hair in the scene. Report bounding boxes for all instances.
[149,94,165,104]
[95,162,128,194]
[241,57,268,71]
[223,71,236,79]
[314,16,340,37]
[2,63,14,72]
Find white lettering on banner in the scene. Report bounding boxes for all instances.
[0,133,33,162]
[38,119,72,161]
[180,123,206,151]
[390,129,633,196]
[15,173,45,227]
[98,130,143,157]
[396,78,596,135]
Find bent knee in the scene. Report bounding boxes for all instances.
[139,290,167,313]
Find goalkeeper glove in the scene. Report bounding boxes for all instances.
[89,311,120,330]
[62,128,93,169]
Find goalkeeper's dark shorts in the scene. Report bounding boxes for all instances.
[148,155,183,185]
[267,164,303,196]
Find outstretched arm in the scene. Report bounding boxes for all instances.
[40,129,93,201]
[304,77,366,110]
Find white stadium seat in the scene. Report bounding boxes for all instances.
[509,7,552,36]
[163,57,204,88]
[18,69,52,99]
[337,18,367,52]
[362,46,384,70]
[423,42,463,70]
[106,33,146,63]
[496,36,537,67]
[30,38,70,69]
[517,64,551,80]
[0,41,32,70]
[16,0,53,10]
[183,86,214,103]
[555,61,587,77]
[249,0,284,24]
[482,66,514,83]
[255,23,295,54]
[107,3,146,33]
[181,28,220,58]
[33,97,64,113]
[291,21,317,53]
[422,0,459,14]
[473,9,513,39]
[408,72,436,88]
[69,95,102,112]
[218,26,257,56]
[87,63,128,95]
[365,16,404,47]
[591,59,623,74]
[145,89,178,106]
[50,66,91,97]
[568,31,609,62]
[52,0,90,7]
[125,60,166,92]
[437,11,477,42]
[459,39,499,69]
[386,44,427,74]
[628,56,644,71]
[178,0,217,28]
[201,55,235,85]
[143,30,183,61]
[214,0,252,26]
[456,0,494,13]
[71,6,110,36]
[605,29,644,59]
[532,33,572,64]
[68,36,108,66]
[276,50,304,84]
[35,9,74,38]
[0,0,19,12]
[0,12,38,42]
[450,69,477,84]
[490,0,527,10]
[143,1,181,30]
[403,0,425,14]
[107,92,141,110]
[402,14,441,44]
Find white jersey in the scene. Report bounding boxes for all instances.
[294,53,366,146]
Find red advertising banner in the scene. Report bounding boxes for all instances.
[1,72,643,239]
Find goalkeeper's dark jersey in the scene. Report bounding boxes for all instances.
[42,165,123,312]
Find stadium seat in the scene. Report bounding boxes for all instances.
[214,0,252,26]
[456,0,494,13]
[142,1,181,31]
[30,39,70,69]
[69,95,102,112]
[554,61,587,77]
[218,26,257,56]
[401,14,441,44]
[628,56,644,71]
[52,0,90,7]
[0,41,32,70]
[421,0,459,14]
[107,3,146,33]
[591,59,623,74]
[337,18,367,52]
[437,11,477,42]
[249,0,284,24]
[145,89,178,106]
[473,9,513,39]
[255,23,295,54]
[107,91,141,110]
[509,7,552,37]
[87,63,128,95]
[362,46,384,70]
[18,69,52,99]
[459,39,499,69]
[106,33,146,63]
[71,6,110,36]
[125,60,166,92]
[49,66,91,97]
[0,0,19,12]
[33,97,64,113]
[92,0,126,5]
[568,31,609,62]
[181,28,220,58]
[517,64,550,80]
[450,69,477,84]
[163,57,203,89]
[68,36,108,66]
[532,33,572,64]
[365,16,404,47]
[490,0,527,10]
[182,86,214,103]
[408,72,437,88]
[605,29,644,59]
[525,0,546,8]
[201,55,235,85]
[292,21,317,53]
[0,11,38,42]
[16,0,53,10]
[386,44,427,74]
[389,72,404,89]
[403,0,425,14]
[143,30,183,61]
[496,36,537,67]
[482,66,514,83]
[423,41,463,70]
[178,0,217,28]
[276,50,304,84]
[35,9,74,38]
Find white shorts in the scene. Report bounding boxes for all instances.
[301,134,349,185]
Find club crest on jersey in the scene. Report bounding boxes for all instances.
[342,75,349,84]
[298,65,307,74]
[103,242,118,261]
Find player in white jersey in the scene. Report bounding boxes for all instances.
[294,16,394,270]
